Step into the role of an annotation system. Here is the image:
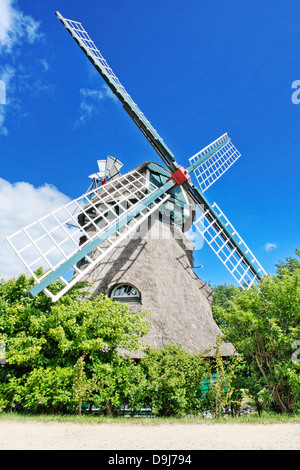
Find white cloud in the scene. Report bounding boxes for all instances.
[18,71,55,97]
[0,1,43,135]
[74,85,118,128]
[0,0,42,53]
[265,242,278,252]
[0,79,6,105]
[75,88,104,127]
[0,178,72,279]
[39,59,50,72]
[0,64,16,135]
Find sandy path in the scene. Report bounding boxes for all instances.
[0,420,299,450]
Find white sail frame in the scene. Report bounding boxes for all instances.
[6,170,170,301]
[194,202,266,289]
[189,134,241,192]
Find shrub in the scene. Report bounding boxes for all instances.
[140,344,206,416]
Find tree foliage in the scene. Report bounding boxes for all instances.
[140,344,206,417]
[275,248,300,278]
[0,273,150,413]
[1,247,299,417]
[0,274,209,417]
[212,251,300,413]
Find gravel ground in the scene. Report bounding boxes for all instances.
[0,420,299,450]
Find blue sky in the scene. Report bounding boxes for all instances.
[0,0,299,286]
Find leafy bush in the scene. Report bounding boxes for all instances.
[91,355,148,416]
[20,366,74,414]
[213,252,300,413]
[0,274,212,417]
[140,344,206,416]
[0,273,150,414]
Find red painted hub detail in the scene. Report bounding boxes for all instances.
[167,167,190,187]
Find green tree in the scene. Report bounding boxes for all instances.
[214,267,300,413]
[212,283,240,328]
[275,248,300,278]
[0,273,150,413]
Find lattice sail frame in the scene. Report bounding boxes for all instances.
[6,171,170,301]
[60,16,136,106]
[194,202,266,288]
[189,133,241,193]
[55,12,177,169]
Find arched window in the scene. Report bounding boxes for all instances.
[110,284,141,303]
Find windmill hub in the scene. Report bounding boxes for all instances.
[168,166,191,187]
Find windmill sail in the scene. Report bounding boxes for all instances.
[193,200,266,288]
[55,11,177,171]
[188,133,241,193]
[6,171,172,301]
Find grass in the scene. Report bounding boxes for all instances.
[0,411,299,425]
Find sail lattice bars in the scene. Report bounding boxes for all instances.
[6,171,171,302]
[55,11,177,170]
[194,202,266,288]
[189,133,241,193]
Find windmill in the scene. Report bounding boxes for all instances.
[5,12,266,354]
